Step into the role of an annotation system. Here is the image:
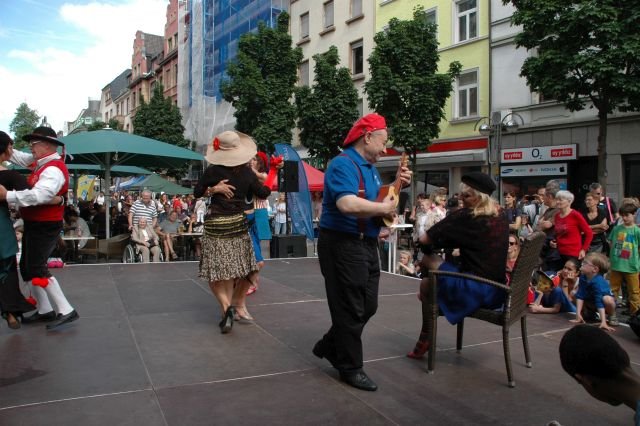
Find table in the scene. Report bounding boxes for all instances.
[387,223,413,273]
[62,234,97,263]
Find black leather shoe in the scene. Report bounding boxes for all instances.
[46,310,79,330]
[339,371,378,392]
[219,307,234,334]
[22,310,56,324]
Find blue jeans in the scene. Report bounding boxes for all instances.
[274,221,286,235]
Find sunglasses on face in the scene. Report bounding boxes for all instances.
[509,240,518,246]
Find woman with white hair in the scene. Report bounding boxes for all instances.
[554,190,593,262]
[407,172,509,359]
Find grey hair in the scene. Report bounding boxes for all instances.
[555,190,574,204]
[545,179,561,198]
[589,182,602,191]
[141,189,152,196]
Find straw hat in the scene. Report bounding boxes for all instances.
[205,131,257,167]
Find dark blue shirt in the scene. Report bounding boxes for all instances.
[575,273,613,309]
[319,147,383,238]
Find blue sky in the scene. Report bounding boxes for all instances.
[0,0,167,135]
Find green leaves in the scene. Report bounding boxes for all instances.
[133,83,190,179]
[9,102,40,150]
[296,46,359,168]
[221,12,302,153]
[365,6,460,165]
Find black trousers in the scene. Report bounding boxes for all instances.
[20,221,62,282]
[317,228,380,372]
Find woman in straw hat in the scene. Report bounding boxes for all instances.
[194,131,272,334]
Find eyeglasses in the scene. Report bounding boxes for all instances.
[582,261,594,267]
[509,240,518,246]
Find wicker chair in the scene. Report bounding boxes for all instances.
[425,231,546,387]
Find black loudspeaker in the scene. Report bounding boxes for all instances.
[279,161,299,192]
[270,234,307,258]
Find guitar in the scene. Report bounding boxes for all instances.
[376,152,408,227]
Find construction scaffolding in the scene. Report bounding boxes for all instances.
[177,0,288,152]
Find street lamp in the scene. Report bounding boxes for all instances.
[474,111,525,189]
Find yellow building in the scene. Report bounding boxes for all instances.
[376,0,491,193]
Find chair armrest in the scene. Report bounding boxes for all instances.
[428,270,511,293]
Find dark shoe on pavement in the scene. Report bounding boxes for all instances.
[22,310,56,324]
[46,310,79,330]
[339,371,378,392]
[219,307,234,334]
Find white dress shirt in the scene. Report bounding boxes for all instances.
[7,151,65,207]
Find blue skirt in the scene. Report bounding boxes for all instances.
[437,262,506,325]
[246,212,263,262]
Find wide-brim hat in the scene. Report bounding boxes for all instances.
[205,131,257,167]
[23,126,64,146]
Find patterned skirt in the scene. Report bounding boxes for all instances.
[199,214,257,282]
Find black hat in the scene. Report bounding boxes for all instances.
[22,126,64,146]
[461,172,496,195]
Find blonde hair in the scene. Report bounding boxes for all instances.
[459,183,500,217]
[585,252,610,274]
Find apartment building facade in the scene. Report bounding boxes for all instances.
[491,0,640,203]
[376,0,491,194]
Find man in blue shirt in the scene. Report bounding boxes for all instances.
[312,113,412,391]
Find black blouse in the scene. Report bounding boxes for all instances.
[193,164,270,216]
[426,208,509,283]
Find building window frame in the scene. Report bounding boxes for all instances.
[350,0,363,18]
[454,69,479,119]
[299,60,310,87]
[455,0,477,43]
[300,12,310,39]
[323,1,334,29]
[350,39,364,77]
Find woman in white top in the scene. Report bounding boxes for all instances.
[274,193,287,235]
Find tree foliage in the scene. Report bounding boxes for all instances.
[133,83,191,179]
[296,46,359,169]
[87,118,122,132]
[221,12,303,153]
[506,0,640,187]
[9,102,40,150]
[365,6,461,176]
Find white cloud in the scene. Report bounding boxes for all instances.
[0,0,167,134]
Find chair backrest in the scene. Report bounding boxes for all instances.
[507,231,546,321]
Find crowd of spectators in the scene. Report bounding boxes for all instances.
[396,179,640,333]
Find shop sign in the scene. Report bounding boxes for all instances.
[500,163,568,177]
[500,144,577,163]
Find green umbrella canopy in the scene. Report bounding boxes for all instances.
[60,129,203,237]
[129,173,193,195]
[61,129,203,168]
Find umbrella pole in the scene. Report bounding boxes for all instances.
[105,153,111,239]
[73,170,79,205]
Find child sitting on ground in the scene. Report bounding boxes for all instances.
[528,265,577,314]
[396,250,416,277]
[570,252,617,331]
